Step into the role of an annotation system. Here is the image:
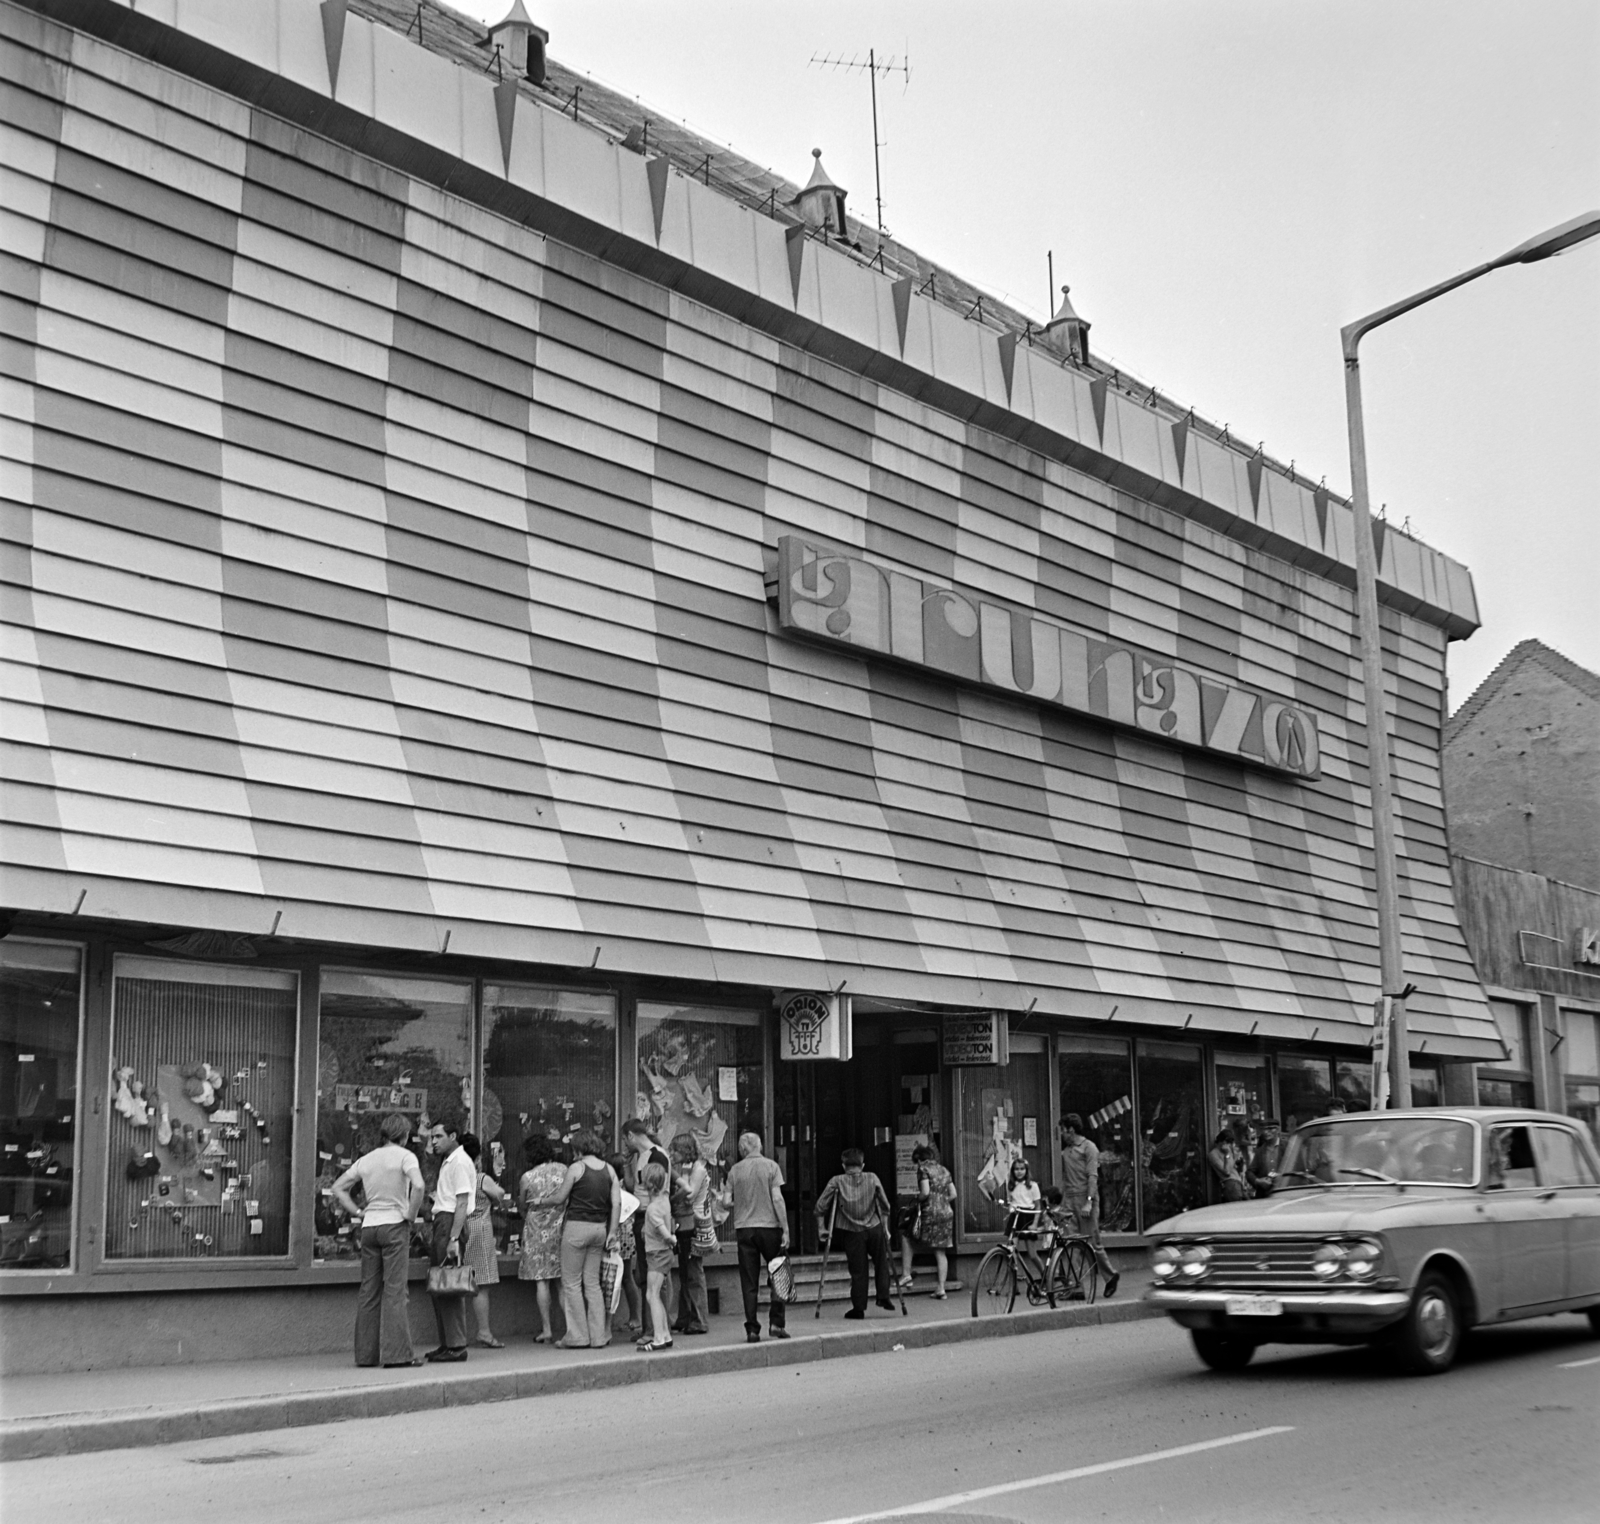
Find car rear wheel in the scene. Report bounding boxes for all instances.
[1390,1269,1462,1375]
[1190,1329,1256,1371]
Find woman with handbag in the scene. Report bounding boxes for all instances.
[902,1143,957,1299]
[517,1134,568,1344]
[668,1132,710,1335]
[546,1130,621,1349]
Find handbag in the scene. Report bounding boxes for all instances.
[692,1215,719,1253]
[427,1262,476,1298]
[599,1247,625,1314]
[767,1253,795,1304]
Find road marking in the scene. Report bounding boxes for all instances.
[1557,1354,1600,1369]
[813,1426,1296,1523]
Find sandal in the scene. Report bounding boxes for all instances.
[532,1333,550,1344]
[645,1339,674,1352]
[475,1335,505,1349]
[931,1290,947,1300]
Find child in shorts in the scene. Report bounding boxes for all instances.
[639,1160,676,1352]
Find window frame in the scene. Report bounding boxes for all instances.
[99,953,303,1272]
[0,937,87,1278]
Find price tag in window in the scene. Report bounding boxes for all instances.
[18,1054,34,1063]
[246,1200,260,1215]
[250,1218,264,1235]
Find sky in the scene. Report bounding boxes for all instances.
[457,1,1598,711]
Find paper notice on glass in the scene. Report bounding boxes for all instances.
[1023,1117,1038,1147]
[718,1067,739,1102]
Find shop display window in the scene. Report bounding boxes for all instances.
[1478,1000,1535,1109]
[1,941,82,1271]
[484,986,616,1253]
[1409,1062,1440,1107]
[1336,1059,1374,1111]
[1564,1011,1599,1146]
[1057,1035,1135,1231]
[104,958,297,1261]
[636,1003,762,1249]
[1135,1040,1205,1229]
[957,1039,1048,1236]
[1278,1053,1334,1130]
[314,972,473,1263]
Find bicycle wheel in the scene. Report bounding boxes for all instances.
[970,1247,1018,1318]
[1050,1237,1100,1305]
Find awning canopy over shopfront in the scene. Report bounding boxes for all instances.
[0,0,1500,1063]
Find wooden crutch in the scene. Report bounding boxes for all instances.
[814,1199,837,1318]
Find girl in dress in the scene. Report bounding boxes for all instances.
[459,1133,509,1348]
[637,1160,676,1352]
[517,1134,568,1343]
[1004,1156,1046,1286]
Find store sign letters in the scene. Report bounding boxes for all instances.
[775,536,1321,780]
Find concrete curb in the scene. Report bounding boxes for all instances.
[0,1299,1161,1463]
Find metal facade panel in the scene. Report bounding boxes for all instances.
[0,16,1499,1051]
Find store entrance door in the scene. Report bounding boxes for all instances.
[775,1020,942,1254]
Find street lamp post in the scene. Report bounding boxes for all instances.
[1341,211,1600,1109]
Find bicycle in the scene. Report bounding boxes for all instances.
[970,1209,1101,1317]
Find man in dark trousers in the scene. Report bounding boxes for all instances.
[425,1118,475,1361]
[816,1148,896,1318]
[727,1130,790,1343]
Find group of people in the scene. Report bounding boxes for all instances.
[331,1114,1127,1367]
[1207,1117,1285,1201]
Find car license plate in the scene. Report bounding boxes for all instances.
[1225,1295,1283,1317]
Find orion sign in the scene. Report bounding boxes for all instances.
[775,536,1321,780]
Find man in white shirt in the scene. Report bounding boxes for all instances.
[426,1120,476,1361]
[331,1112,426,1367]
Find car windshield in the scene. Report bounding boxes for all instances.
[1276,1117,1476,1188]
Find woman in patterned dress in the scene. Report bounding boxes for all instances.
[914,1144,957,1298]
[517,1134,569,1343]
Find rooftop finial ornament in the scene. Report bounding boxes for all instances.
[486,2,548,86]
[791,149,848,239]
[1039,284,1091,365]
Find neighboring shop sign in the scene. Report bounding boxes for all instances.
[776,991,853,1061]
[333,1084,428,1114]
[1578,928,1599,966]
[774,535,1321,779]
[942,1012,1009,1067]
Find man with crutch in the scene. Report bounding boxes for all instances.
[815,1148,897,1318]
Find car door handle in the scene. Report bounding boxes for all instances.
[1535,1191,1557,1202]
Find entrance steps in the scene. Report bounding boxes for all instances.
[755,1254,962,1306]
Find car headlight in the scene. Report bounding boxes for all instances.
[1343,1239,1383,1280]
[1152,1244,1181,1280]
[1179,1244,1212,1280]
[1312,1241,1347,1280]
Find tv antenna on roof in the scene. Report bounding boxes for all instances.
[809,48,911,261]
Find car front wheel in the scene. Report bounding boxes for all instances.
[1586,1305,1600,1337]
[1390,1270,1462,1375]
[1191,1329,1256,1371]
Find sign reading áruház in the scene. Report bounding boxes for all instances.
[774,536,1321,779]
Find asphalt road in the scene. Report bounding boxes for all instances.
[4,1314,1596,1524]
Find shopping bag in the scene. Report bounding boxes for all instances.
[426,1263,477,1298]
[767,1254,795,1304]
[599,1247,625,1314]
[692,1215,719,1254]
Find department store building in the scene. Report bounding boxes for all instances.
[0,0,1503,1369]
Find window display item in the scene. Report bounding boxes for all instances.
[103,958,296,1260]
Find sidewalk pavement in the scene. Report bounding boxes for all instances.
[0,1273,1156,1463]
